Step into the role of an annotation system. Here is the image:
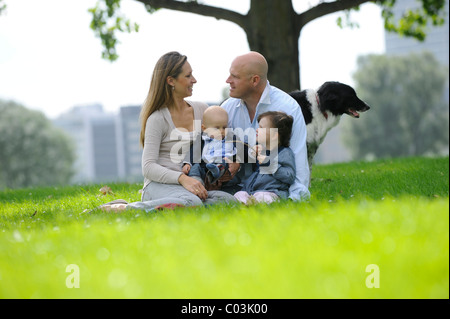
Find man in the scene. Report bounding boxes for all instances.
[220,51,310,201]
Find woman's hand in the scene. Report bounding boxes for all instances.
[178,174,208,200]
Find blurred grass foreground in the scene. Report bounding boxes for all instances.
[0,156,448,299]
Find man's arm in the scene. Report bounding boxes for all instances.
[287,106,310,200]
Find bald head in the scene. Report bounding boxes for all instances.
[202,106,229,139]
[203,105,228,124]
[226,51,269,101]
[232,51,268,81]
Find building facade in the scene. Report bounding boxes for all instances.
[117,105,143,180]
[53,104,142,184]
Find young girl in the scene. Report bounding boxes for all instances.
[234,111,296,204]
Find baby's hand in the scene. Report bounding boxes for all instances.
[182,164,191,175]
[254,145,268,164]
[257,153,267,164]
[250,145,261,158]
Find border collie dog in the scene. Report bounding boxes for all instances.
[289,81,370,169]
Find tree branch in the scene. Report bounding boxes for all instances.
[297,0,372,30]
[136,0,248,29]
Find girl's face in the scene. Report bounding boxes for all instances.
[171,61,197,97]
[256,116,273,146]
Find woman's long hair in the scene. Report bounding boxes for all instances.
[139,51,187,148]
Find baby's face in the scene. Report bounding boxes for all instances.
[202,111,228,140]
[203,121,227,140]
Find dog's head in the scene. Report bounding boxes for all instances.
[317,81,370,118]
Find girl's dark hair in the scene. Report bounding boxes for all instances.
[257,111,293,147]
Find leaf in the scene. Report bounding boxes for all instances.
[99,185,115,195]
[88,0,140,62]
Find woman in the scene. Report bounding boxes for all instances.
[124,51,235,211]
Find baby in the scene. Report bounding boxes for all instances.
[234,111,296,204]
[183,105,240,184]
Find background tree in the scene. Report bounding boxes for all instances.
[0,100,75,189]
[85,0,446,92]
[342,52,449,159]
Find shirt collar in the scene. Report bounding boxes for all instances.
[201,132,214,141]
[259,80,271,105]
[237,80,271,107]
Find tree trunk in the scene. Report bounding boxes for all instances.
[245,0,301,92]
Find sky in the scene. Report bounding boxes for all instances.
[0,0,385,119]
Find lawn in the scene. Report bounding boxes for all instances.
[0,156,448,299]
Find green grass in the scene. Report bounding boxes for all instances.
[0,156,448,299]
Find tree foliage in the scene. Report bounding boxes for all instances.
[0,100,76,189]
[342,52,449,159]
[381,0,446,40]
[88,0,140,61]
[0,0,6,15]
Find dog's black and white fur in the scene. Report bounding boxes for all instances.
[289,81,370,169]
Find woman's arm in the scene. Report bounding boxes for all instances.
[142,111,207,199]
[141,114,183,184]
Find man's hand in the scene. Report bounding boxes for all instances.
[204,158,240,191]
[221,158,240,182]
[227,160,240,176]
